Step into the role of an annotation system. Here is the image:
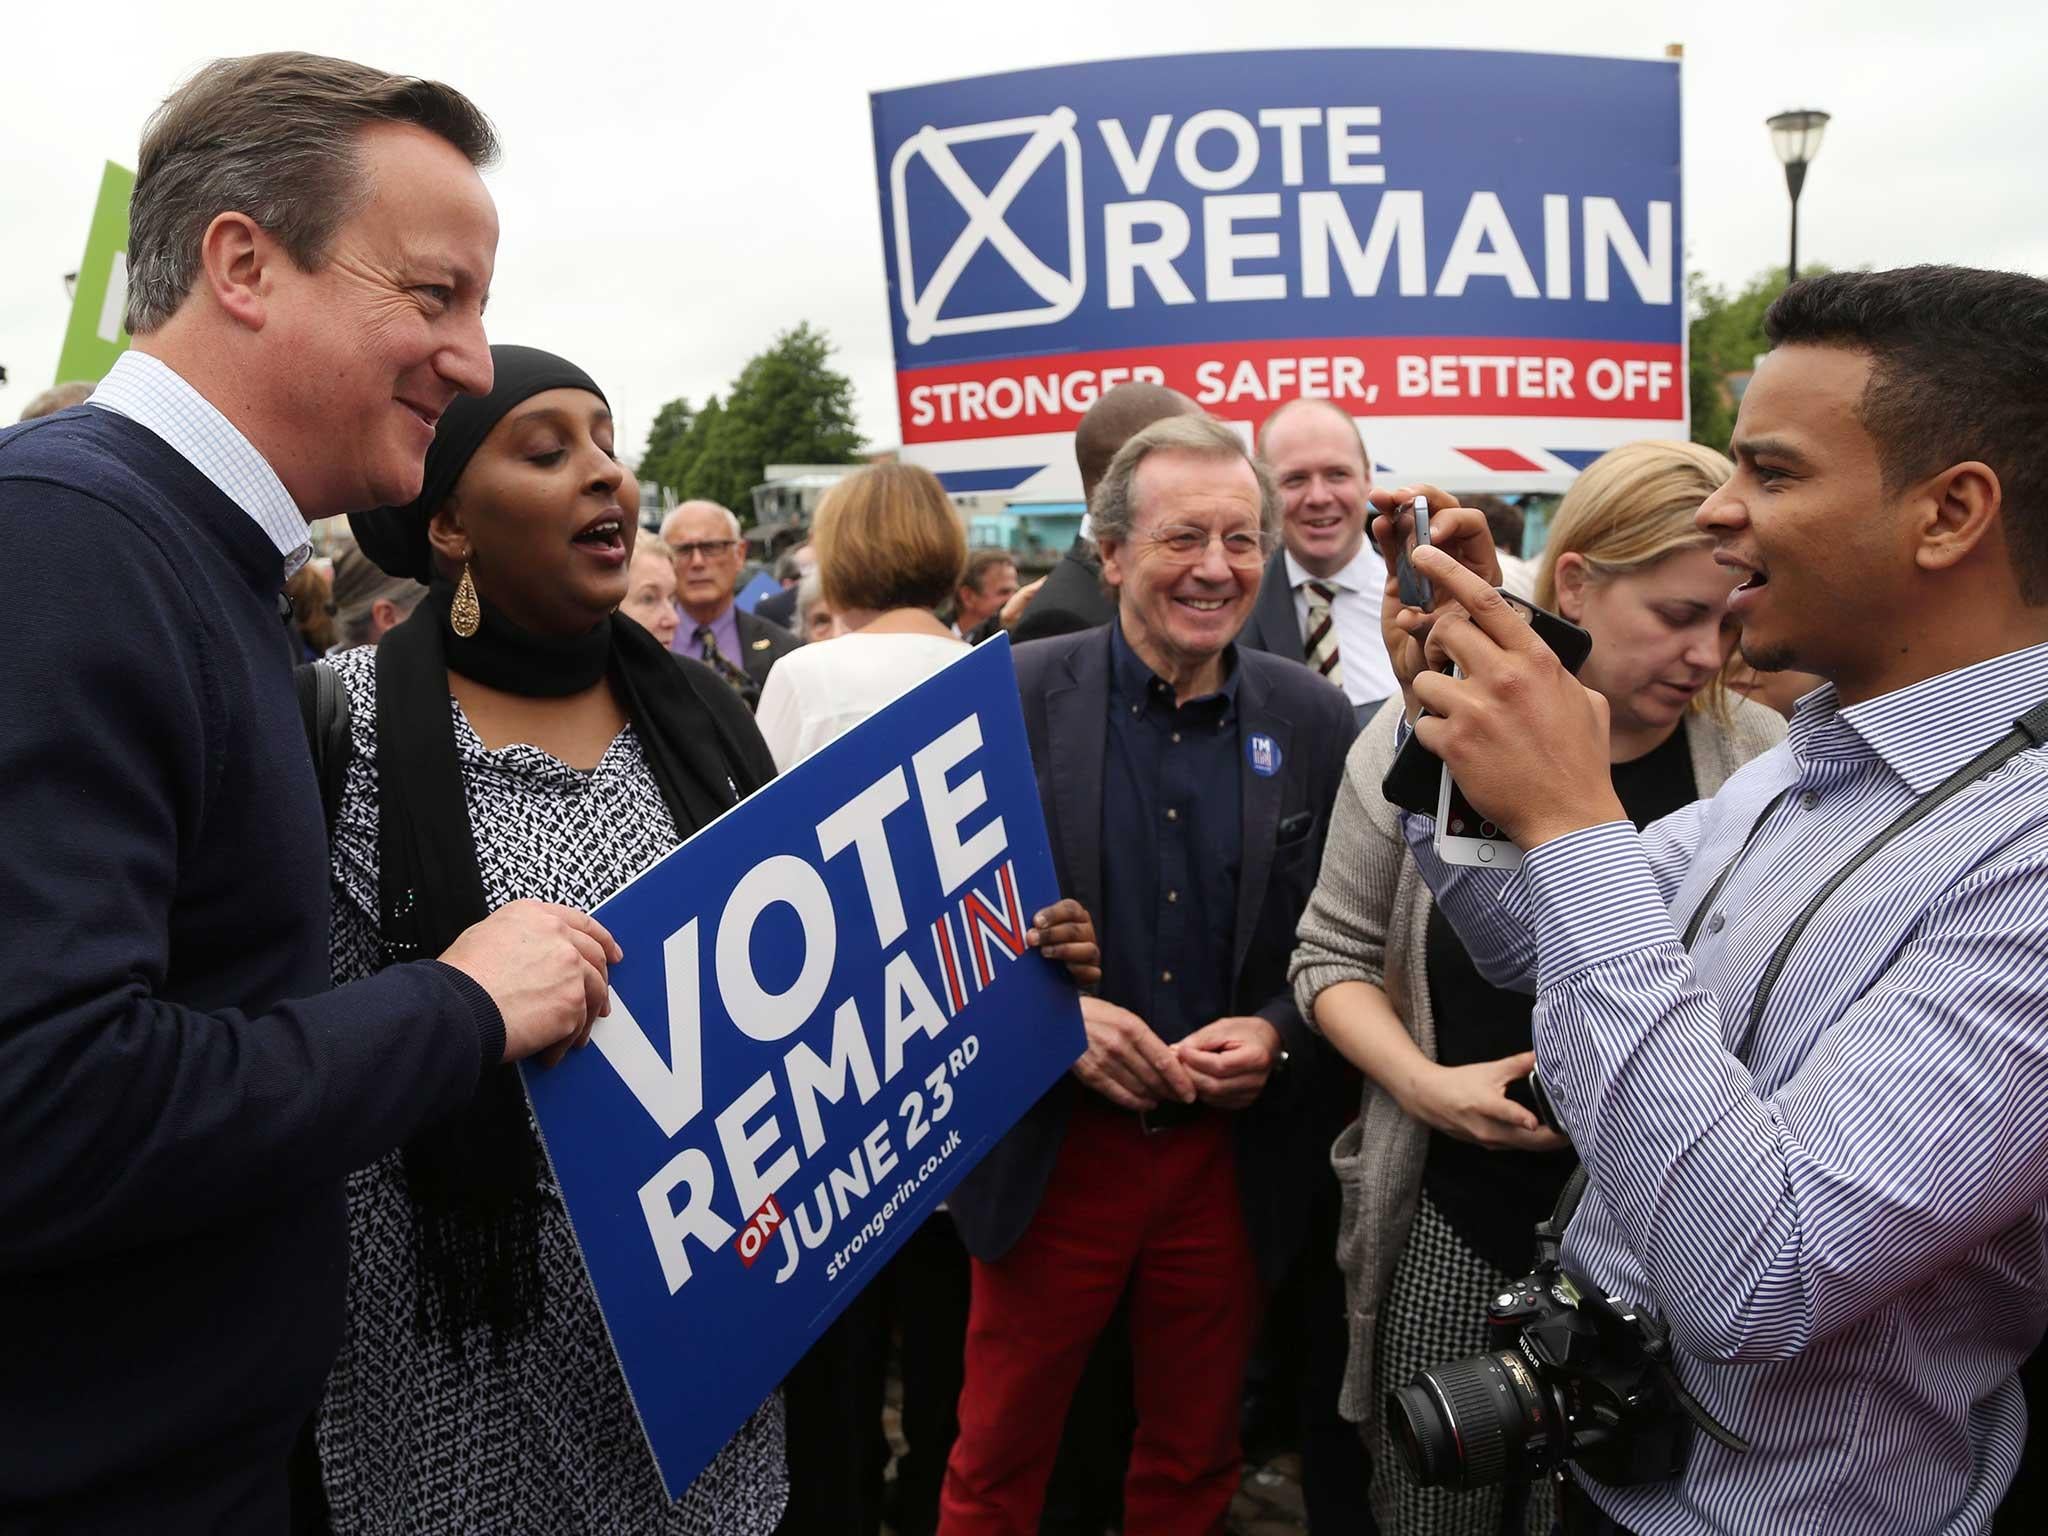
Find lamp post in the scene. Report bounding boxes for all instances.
[1767,109,1831,288]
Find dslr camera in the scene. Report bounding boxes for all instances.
[1388,1173,1747,1490]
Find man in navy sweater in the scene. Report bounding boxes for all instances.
[0,54,620,1532]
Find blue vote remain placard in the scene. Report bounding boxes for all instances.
[870,48,1685,495]
[521,635,1085,1499]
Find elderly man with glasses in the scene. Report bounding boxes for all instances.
[941,414,1357,1535]
[660,499,798,706]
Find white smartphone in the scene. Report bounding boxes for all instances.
[1432,664,1524,870]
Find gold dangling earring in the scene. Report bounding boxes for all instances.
[450,560,481,639]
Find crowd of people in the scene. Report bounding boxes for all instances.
[5,47,2048,1536]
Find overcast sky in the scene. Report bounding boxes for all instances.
[3,0,2042,462]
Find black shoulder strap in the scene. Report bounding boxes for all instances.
[1739,698,2048,1044]
[1552,697,2048,1236]
[293,660,353,838]
[1679,787,1793,948]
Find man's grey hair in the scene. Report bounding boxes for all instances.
[337,572,423,648]
[1090,414,1281,551]
[773,542,810,583]
[19,381,95,421]
[125,52,498,334]
[661,500,742,543]
[795,568,826,622]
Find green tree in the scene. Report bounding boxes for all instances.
[679,396,761,514]
[722,322,864,473]
[669,394,725,502]
[641,323,865,518]
[1688,266,1826,451]
[637,397,695,492]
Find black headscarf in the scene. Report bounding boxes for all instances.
[349,346,778,1348]
[351,345,608,584]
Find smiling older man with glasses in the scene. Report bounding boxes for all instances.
[941,413,1358,1535]
[659,499,798,707]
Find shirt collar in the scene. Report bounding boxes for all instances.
[1108,618,1239,722]
[679,600,736,630]
[1786,641,2048,792]
[88,351,311,579]
[1283,541,1375,595]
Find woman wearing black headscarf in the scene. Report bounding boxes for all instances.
[313,347,787,1533]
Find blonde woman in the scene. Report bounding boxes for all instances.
[1289,441,1785,1535]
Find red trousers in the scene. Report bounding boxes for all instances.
[938,1097,1261,1536]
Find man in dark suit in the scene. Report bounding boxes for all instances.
[952,547,1018,642]
[1236,397,1396,730]
[941,415,1356,1535]
[752,539,813,632]
[1009,382,1201,645]
[662,499,799,705]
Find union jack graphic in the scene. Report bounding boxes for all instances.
[929,860,1029,1015]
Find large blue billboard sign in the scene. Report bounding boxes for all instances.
[522,636,1086,1497]
[871,49,1683,494]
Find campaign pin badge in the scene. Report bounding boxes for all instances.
[1247,733,1281,777]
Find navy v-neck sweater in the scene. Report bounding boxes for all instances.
[0,408,504,1531]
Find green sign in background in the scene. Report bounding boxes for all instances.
[56,161,136,385]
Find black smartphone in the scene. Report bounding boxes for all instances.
[1379,592,1593,818]
[1505,1068,1565,1136]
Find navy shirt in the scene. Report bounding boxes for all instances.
[1097,623,1243,1044]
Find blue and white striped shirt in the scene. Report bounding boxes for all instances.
[1409,642,2048,1534]
[89,350,310,579]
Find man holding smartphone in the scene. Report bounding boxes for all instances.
[1381,266,2048,1533]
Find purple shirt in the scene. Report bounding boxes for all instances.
[672,601,740,668]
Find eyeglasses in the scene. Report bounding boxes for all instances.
[1137,525,1269,569]
[668,538,741,561]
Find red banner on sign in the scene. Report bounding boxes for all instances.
[895,336,1683,443]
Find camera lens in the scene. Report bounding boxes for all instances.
[1388,1350,1554,1489]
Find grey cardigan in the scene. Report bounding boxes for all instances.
[1288,695,1786,1423]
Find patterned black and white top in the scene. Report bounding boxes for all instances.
[314,643,786,1535]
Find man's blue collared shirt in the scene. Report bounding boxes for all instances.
[1098,625,1242,1045]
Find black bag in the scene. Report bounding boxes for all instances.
[292,660,353,837]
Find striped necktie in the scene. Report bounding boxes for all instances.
[695,624,759,706]
[1304,580,1343,688]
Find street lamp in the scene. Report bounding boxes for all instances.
[1766,109,1830,288]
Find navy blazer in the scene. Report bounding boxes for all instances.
[949,625,1357,1287]
[752,583,799,633]
[1239,548,1389,732]
[735,605,802,689]
[1010,537,1116,645]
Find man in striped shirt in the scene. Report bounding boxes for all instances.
[1383,266,2048,1534]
